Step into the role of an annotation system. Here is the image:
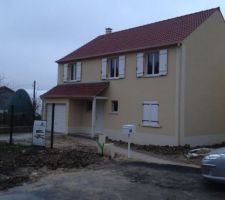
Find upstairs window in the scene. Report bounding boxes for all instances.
[147,52,159,75]
[101,56,125,80]
[63,62,81,82]
[136,49,167,77]
[70,63,77,80]
[109,57,119,78]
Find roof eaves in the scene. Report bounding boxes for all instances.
[42,95,95,99]
[56,42,178,64]
[55,36,101,63]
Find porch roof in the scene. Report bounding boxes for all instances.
[41,82,109,99]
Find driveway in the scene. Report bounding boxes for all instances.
[0,161,224,200]
[0,133,32,142]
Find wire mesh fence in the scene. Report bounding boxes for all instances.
[0,106,33,134]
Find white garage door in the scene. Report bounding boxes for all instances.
[46,104,66,133]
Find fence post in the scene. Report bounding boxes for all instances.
[50,103,55,149]
[9,105,14,145]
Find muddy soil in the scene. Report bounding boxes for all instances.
[0,142,102,190]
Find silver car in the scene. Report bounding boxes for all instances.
[202,147,225,183]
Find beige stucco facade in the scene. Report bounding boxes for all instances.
[43,10,225,146]
[178,11,225,145]
[45,47,179,145]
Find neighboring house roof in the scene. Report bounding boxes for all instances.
[42,82,109,99]
[0,86,15,110]
[0,86,14,94]
[57,7,219,63]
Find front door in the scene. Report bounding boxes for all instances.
[95,101,104,134]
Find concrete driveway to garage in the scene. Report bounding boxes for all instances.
[0,161,225,200]
[0,133,32,143]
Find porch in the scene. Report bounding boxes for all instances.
[42,82,109,137]
[67,97,107,137]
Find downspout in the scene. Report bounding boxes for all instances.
[91,97,96,138]
[176,43,182,146]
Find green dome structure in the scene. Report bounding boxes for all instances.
[9,89,33,126]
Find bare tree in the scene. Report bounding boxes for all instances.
[0,74,10,88]
[0,74,5,86]
[31,83,42,118]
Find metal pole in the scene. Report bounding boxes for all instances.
[50,103,55,149]
[9,105,14,145]
[128,134,131,158]
[33,80,36,122]
[91,98,96,138]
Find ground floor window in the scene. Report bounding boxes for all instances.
[111,100,118,112]
[142,101,159,127]
[86,101,92,112]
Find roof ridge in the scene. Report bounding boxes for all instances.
[98,7,219,37]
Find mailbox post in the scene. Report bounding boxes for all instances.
[122,124,136,158]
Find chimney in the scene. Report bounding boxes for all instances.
[105,27,112,34]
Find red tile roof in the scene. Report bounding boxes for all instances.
[57,7,219,63]
[41,82,109,99]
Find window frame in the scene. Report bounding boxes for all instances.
[145,51,160,77]
[108,57,119,79]
[70,63,77,81]
[64,62,80,82]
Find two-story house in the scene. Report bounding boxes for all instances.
[42,7,225,146]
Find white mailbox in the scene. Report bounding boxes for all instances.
[122,124,136,135]
[122,124,136,158]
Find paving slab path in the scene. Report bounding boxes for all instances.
[113,145,200,168]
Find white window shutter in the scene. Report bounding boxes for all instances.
[150,102,159,127]
[142,101,159,127]
[159,49,168,75]
[136,53,144,77]
[142,101,151,126]
[119,56,125,78]
[63,64,68,81]
[72,64,75,80]
[76,62,81,81]
[101,58,107,80]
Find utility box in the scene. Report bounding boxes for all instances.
[122,124,136,135]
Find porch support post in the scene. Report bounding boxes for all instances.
[91,97,96,138]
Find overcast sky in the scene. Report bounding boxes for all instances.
[0,0,224,91]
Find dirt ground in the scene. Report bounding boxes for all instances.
[0,138,102,190]
[3,133,216,166]
[0,133,211,192]
[48,135,217,166]
[0,135,225,199]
